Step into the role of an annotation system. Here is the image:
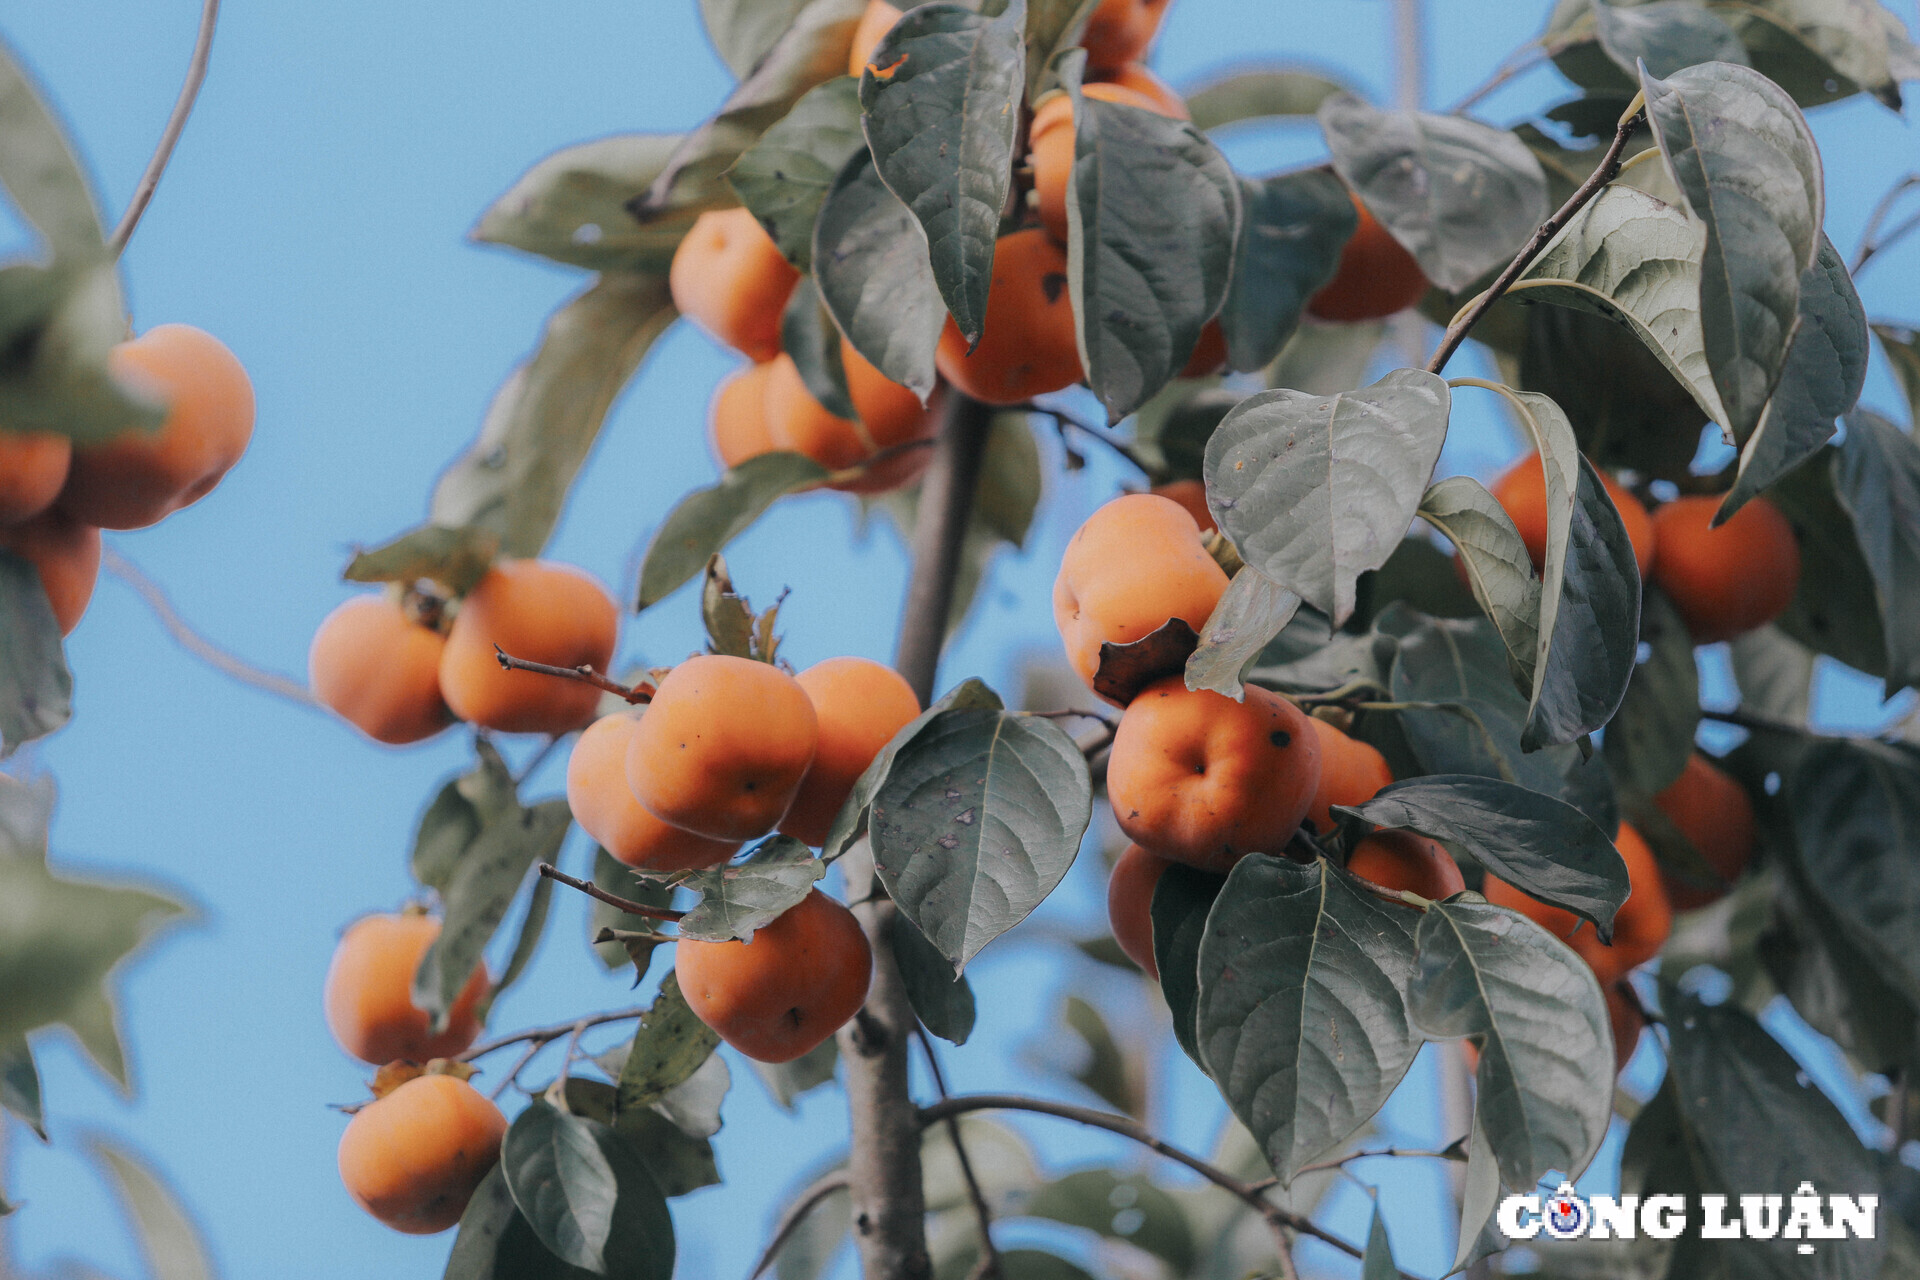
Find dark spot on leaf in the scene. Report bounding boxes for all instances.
[953,808,976,825]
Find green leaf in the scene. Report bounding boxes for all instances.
[1721,0,1909,110]
[1770,445,1888,675]
[1130,384,1237,482]
[344,523,500,597]
[870,701,1091,970]
[640,0,866,219]
[411,747,513,894]
[1063,58,1241,421]
[590,849,675,975]
[1409,898,1613,1188]
[414,795,572,1030]
[645,1039,730,1141]
[473,134,698,273]
[432,272,677,558]
[1339,775,1630,937]
[752,1039,839,1110]
[1835,410,1920,695]
[1266,309,1385,396]
[726,77,868,271]
[1204,368,1451,625]
[503,1098,675,1279]
[1593,2,1749,81]
[636,451,830,609]
[613,1107,723,1198]
[1022,0,1098,100]
[859,0,1025,349]
[614,972,721,1113]
[1360,1195,1396,1280]
[936,1248,1092,1280]
[821,678,1003,860]
[446,1165,602,1280]
[812,149,946,400]
[86,1134,216,1280]
[0,262,164,445]
[0,35,106,257]
[974,412,1042,547]
[781,276,857,419]
[0,551,72,755]
[0,1034,43,1140]
[1025,1170,1196,1273]
[888,910,976,1045]
[1640,59,1822,443]
[1878,322,1920,422]
[1150,862,1221,1068]
[487,869,554,1015]
[1663,987,1888,1279]
[700,0,821,79]
[1184,66,1351,132]
[1603,586,1700,796]
[1417,476,1541,692]
[771,1173,851,1280]
[1217,168,1356,374]
[1353,533,1481,629]
[1720,233,1866,522]
[922,1114,1041,1214]
[674,837,825,942]
[1184,566,1300,701]
[0,843,187,1085]
[1058,995,1140,1117]
[1729,624,1814,725]
[1450,1113,1507,1276]
[1317,94,1548,292]
[1197,856,1423,1185]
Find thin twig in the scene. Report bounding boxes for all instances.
[916,1030,1002,1280]
[495,646,652,704]
[1852,173,1920,274]
[108,0,221,255]
[513,733,570,786]
[1446,43,1554,114]
[1261,1144,1466,1186]
[460,1005,651,1062]
[818,437,939,489]
[1025,707,1119,727]
[748,1172,854,1280]
[1425,107,1646,375]
[102,545,321,708]
[1698,706,1808,737]
[549,1019,591,1097]
[594,926,678,947]
[538,863,685,922]
[488,1039,544,1101]
[917,1095,1415,1278]
[1024,403,1153,477]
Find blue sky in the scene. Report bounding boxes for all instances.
[3,2,1917,1278]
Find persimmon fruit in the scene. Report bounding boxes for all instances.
[763,348,934,493]
[1031,83,1183,244]
[1179,319,1227,378]
[1653,752,1758,909]
[1306,195,1428,323]
[1483,821,1672,985]
[60,324,254,530]
[708,361,778,470]
[935,229,1082,405]
[1053,492,1229,699]
[675,888,873,1062]
[1080,0,1171,69]
[0,431,71,525]
[1346,830,1464,900]
[1148,479,1215,533]
[1303,716,1394,835]
[1487,451,1656,577]
[779,657,922,847]
[309,595,452,746]
[849,0,904,75]
[1607,984,1645,1074]
[626,654,819,841]
[668,207,799,363]
[1106,843,1172,979]
[1106,676,1321,871]
[0,507,100,635]
[567,713,741,871]
[1649,495,1800,644]
[337,1073,506,1234]
[324,912,488,1066]
[438,560,618,735]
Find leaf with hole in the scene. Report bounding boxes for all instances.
[726,77,867,270]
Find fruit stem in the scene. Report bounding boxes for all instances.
[534,863,684,922]
[492,644,654,704]
[109,0,221,256]
[1424,106,1647,376]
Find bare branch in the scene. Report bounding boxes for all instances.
[109,0,221,255]
[495,645,653,704]
[460,1004,650,1063]
[917,1030,1001,1279]
[749,1172,853,1280]
[537,863,685,922]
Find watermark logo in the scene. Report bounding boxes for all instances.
[1498,1182,1877,1255]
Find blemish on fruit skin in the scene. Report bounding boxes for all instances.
[1269,730,1291,748]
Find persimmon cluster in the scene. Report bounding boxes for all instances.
[0,324,254,634]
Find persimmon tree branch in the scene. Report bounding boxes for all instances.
[536,863,685,922]
[1424,105,1646,375]
[748,1171,853,1280]
[917,1029,1001,1279]
[494,645,653,704]
[460,1004,650,1062]
[109,0,221,255]
[1852,173,1920,275]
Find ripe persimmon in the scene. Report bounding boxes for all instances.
[308,595,452,746]
[849,0,904,75]
[0,431,71,525]
[1306,195,1428,323]
[934,229,1082,405]
[438,560,618,735]
[1487,452,1656,577]
[324,912,488,1065]
[1080,0,1171,70]
[779,657,922,847]
[60,325,254,530]
[1106,842,1172,979]
[626,654,819,841]
[1483,822,1672,985]
[763,349,934,493]
[1053,492,1229,698]
[1179,320,1227,378]
[566,712,741,871]
[0,507,100,635]
[1346,830,1464,900]
[1106,676,1321,871]
[1092,63,1189,118]
[1649,495,1800,644]
[708,361,778,471]
[1148,479,1215,533]
[1653,752,1758,910]
[337,1073,506,1234]
[1302,716,1394,835]
[669,207,799,363]
[675,888,873,1062]
[1607,984,1645,1074]
[1031,83,1182,244]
